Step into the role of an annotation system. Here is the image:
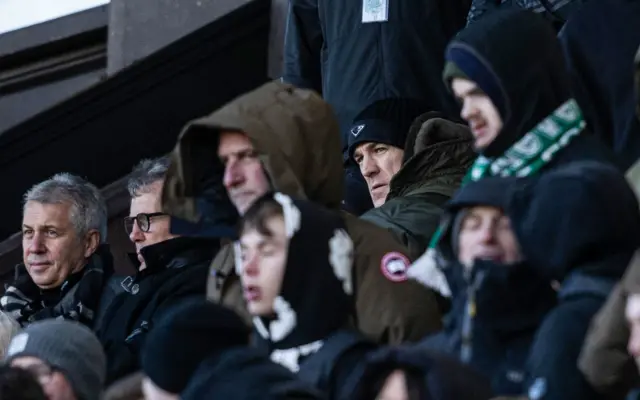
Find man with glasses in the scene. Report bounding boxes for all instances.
[96,157,219,385]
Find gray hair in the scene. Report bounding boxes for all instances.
[23,173,108,243]
[127,157,170,197]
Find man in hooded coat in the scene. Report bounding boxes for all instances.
[443,8,616,176]
[417,177,557,395]
[162,82,443,344]
[509,161,640,400]
[409,8,620,296]
[421,161,640,398]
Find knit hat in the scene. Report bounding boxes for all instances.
[141,299,250,394]
[5,320,106,400]
[347,99,427,162]
[443,50,506,119]
[442,61,470,87]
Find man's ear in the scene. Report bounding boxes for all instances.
[83,229,101,258]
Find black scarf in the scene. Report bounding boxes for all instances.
[442,258,557,385]
[1,244,113,327]
[249,194,355,373]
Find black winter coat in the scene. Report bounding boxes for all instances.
[96,237,217,384]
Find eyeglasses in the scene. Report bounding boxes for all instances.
[124,212,168,235]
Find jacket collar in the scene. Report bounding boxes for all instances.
[388,119,475,200]
[131,237,218,277]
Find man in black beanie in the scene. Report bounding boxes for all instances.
[349,99,475,259]
[140,299,250,400]
[348,99,427,208]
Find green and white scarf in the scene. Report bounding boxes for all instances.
[407,99,586,296]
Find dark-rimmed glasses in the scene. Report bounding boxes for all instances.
[124,212,168,235]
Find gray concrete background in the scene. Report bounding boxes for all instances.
[107,0,252,75]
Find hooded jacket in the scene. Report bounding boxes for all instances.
[418,177,557,395]
[409,9,625,299]
[507,161,640,400]
[444,8,616,169]
[352,346,494,400]
[162,81,443,343]
[361,116,475,258]
[579,253,640,399]
[96,237,216,384]
[248,194,375,399]
[558,0,640,171]
[282,0,468,147]
[181,347,324,400]
[509,161,640,283]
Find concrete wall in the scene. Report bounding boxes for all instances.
[107,0,252,75]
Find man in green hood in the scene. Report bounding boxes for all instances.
[161,81,443,343]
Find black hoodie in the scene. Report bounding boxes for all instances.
[509,161,640,284]
[419,177,557,395]
[423,161,640,398]
[246,193,375,399]
[507,161,640,400]
[97,237,217,384]
[444,8,617,169]
[558,0,640,171]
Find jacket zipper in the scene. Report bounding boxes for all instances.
[460,268,482,364]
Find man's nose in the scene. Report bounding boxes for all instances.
[129,222,145,243]
[223,160,244,189]
[460,99,475,122]
[28,233,46,253]
[361,155,378,178]
[477,223,497,244]
[242,253,259,277]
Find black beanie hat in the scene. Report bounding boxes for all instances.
[140,299,250,394]
[347,98,428,161]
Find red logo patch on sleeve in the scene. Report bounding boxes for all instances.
[380,252,410,282]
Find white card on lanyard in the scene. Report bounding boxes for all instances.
[362,0,389,23]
